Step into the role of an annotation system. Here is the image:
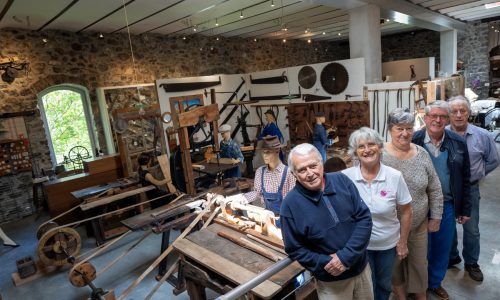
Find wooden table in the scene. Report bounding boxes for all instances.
[71,178,154,245]
[173,223,303,299]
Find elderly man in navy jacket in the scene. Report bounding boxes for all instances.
[280,143,373,300]
[412,100,471,300]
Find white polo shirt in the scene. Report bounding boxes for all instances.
[342,163,412,251]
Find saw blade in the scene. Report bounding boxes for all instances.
[298,66,317,89]
[320,62,349,95]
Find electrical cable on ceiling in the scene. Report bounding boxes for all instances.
[121,0,143,108]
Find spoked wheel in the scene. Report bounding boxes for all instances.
[37,227,81,266]
[68,146,91,163]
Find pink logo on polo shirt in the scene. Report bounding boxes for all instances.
[380,190,388,197]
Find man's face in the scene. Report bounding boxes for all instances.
[265,113,274,123]
[449,102,470,130]
[292,151,323,191]
[424,107,449,136]
[221,131,231,140]
[261,149,279,164]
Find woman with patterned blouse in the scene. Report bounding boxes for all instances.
[382,108,443,300]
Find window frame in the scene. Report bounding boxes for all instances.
[37,84,99,168]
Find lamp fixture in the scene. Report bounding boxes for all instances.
[254,38,257,42]
[240,10,244,18]
[282,39,286,43]
[485,2,500,9]
[307,39,311,43]
[99,33,104,38]
[271,0,275,7]
[338,32,341,36]
[0,60,29,84]
[215,18,219,26]
[322,31,326,35]
[193,26,197,32]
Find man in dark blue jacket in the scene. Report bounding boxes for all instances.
[281,143,373,300]
[412,100,471,300]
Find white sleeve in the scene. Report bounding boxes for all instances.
[396,174,412,205]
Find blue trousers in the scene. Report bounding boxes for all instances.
[367,247,396,300]
[223,166,241,179]
[450,184,480,265]
[428,201,455,288]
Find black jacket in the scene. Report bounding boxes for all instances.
[412,129,471,217]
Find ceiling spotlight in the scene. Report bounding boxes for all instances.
[99,33,104,38]
[254,38,257,42]
[307,39,311,43]
[485,2,500,9]
[215,18,219,26]
[200,47,203,51]
[271,0,275,7]
[492,26,495,29]
[282,39,286,43]
[240,10,244,18]
[305,28,309,33]
[42,38,48,43]
[216,37,219,41]
[322,32,326,35]
[182,36,186,40]
[193,27,197,32]
[338,32,341,36]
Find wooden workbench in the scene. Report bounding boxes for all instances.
[173,223,303,299]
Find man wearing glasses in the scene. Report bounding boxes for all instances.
[446,96,499,282]
[412,100,472,300]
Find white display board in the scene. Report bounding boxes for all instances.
[155,58,366,155]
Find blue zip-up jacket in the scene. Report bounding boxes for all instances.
[412,129,471,217]
[280,172,372,281]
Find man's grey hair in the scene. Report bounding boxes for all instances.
[448,95,471,113]
[348,127,384,158]
[288,143,322,173]
[424,100,450,114]
[387,108,415,130]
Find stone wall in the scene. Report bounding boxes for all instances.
[458,21,490,99]
[381,30,440,63]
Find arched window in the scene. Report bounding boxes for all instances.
[38,84,98,170]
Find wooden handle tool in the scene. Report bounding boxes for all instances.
[217,230,283,262]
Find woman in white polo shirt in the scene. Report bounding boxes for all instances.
[342,127,413,300]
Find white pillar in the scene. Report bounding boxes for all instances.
[440,30,457,76]
[349,4,382,84]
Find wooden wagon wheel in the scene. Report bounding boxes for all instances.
[37,227,81,266]
[36,221,59,240]
[69,261,96,287]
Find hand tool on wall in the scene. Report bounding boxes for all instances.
[216,77,246,115]
[383,90,390,141]
[396,89,403,108]
[298,66,317,89]
[159,77,221,93]
[410,65,416,81]
[320,63,349,95]
[372,90,380,132]
[250,71,288,84]
[248,87,302,101]
[302,94,331,102]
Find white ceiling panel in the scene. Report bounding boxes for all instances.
[0,0,471,42]
[0,0,73,30]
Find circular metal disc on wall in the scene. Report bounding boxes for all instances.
[320,63,349,95]
[298,66,316,89]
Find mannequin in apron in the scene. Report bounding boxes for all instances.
[242,135,296,227]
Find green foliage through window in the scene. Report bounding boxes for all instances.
[42,90,92,169]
